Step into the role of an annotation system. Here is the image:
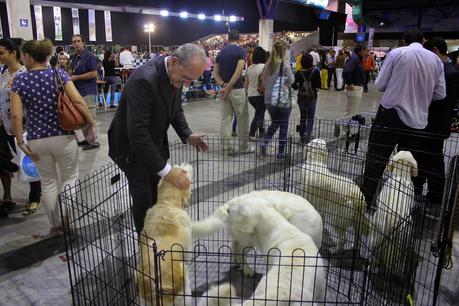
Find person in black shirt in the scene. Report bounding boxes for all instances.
[292,54,321,143]
[415,37,459,211]
[103,50,121,108]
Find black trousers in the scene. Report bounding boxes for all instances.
[327,68,337,89]
[361,106,425,206]
[0,126,14,171]
[125,160,161,234]
[29,181,41,203]
[412,135,446,206]
[364,71,371,91]
[248,96,266,137]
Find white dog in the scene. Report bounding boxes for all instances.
[136,163,193,306]
[301,138,370,253]
[208,200,325,305]
[192,190,323,276]
[371,151,418,274]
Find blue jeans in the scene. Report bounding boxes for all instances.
[297,97,317,137]
[105,76,120,105]
[262,106,292,154]
[203,70,212,90]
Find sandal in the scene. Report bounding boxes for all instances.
[23,201,41,216]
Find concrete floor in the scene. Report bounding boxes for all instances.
[0,84,457,305]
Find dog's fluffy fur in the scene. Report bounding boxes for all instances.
[136,163,193,306]
[197,283,236,306]
[192,190,323,276]
[301,138,370,252]
[371,151,418,273]
[226,201,325,305]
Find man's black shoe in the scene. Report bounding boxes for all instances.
[77,140,89,147]
[82,142,100,151]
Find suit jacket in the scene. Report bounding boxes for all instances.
[426,60,459,138]
[108,56,192,176]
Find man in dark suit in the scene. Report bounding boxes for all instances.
[416,37,459,213]
[108,43,208,233]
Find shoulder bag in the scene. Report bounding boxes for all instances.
[53,69,86,131]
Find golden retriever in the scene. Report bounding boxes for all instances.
[136,163,193,306]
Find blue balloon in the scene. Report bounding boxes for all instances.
[22,155,40,177]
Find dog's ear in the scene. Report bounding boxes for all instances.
[272,203,291,220]
[387,159,394,174]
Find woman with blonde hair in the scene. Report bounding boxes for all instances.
[260,40,294,159]
[11,39,96,236]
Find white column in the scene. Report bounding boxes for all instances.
[6,0,33,39]
[259,19,273,52]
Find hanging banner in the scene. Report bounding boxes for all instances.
[72,8,80,35]
[0,13,3,39]
[88,9,96,41]
[104,11,112,42]
[53,6,63,41]
[368,27,375,49]
[34,6,45,40]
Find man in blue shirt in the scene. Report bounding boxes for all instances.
[71,34,100,150]
[214,30,253,156]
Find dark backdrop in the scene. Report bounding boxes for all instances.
[1,1,345,46]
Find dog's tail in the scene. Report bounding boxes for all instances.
[198,283,238,306]
[136,235,157,304]
[192,204,228,238]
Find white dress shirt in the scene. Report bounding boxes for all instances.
[375,42,446,129]
[119,50,135,66]
[309,51,320,67]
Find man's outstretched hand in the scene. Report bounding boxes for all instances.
[187,134,209,152]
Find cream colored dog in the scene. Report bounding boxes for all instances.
[136,163,193,306]
[371,151,418,273]
[301,138,370,253]
[192,190,323,276]
[216,200,325,305]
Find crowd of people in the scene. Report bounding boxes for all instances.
[196,31,310,53]
[0,26,458,240]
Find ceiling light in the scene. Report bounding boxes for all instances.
[229,15,236,22]
[214,14,221,21]
[180,11,188,18]
[198,13,205,20]
[160,10,169,17]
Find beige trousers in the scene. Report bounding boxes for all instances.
[28,135,79,227]
[345,86,363,118]
[220,88,250,152]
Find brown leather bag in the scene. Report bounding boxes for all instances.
[53,69,86,131]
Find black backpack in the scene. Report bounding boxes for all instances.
[298,70,315,100]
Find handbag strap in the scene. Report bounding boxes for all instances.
[53,69,65,93]
[277,61,284,104]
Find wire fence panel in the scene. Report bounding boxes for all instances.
[59,119,459,306]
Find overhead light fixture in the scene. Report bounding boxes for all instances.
[160,10,169,17]
[214,14,221,21]
[229,15,236,22]
[180,11,188,18]
[379,21,384,26]
[144,23,155,32]
[198,13,206,20]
